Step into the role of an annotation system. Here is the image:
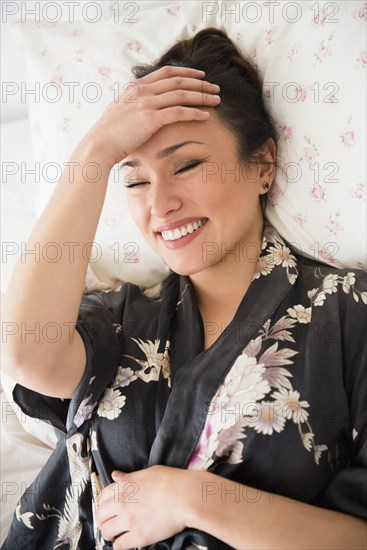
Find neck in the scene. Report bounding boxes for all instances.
[189,219,264,318]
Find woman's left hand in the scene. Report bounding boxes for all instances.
[95,465,200,549]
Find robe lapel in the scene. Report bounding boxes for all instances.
[149,225,301,469]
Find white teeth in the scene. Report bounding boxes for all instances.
[160,218,207,241]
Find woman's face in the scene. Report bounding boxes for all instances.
[121,111,272,276]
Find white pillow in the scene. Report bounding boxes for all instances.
[10,1,217,288]
[222,0,366,268]
[11,0,367,275]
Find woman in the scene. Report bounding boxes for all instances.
[2,28,366,550]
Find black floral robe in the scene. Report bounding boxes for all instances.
[2,222,367,550]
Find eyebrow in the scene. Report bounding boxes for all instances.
[120,141,207,168]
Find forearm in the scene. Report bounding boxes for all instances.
[2,139,113,369]
[187,472,367,550]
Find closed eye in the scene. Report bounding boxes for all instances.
[123,159,207,188]
[175,160,203,174]
[123,181,149,189]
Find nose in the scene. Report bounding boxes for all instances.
[150,178,183,219]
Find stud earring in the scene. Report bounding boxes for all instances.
[263,181,270,191]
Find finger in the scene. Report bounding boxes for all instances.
[137,65,206,84]
[150,106,211,131]
[100,515,129,543]
[149,77,220,96]
[111,470,126,482]
[149,89,221,110]
[113,530,134,550]
[99,482,119,505]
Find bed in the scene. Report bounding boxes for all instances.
[1,0,366,544]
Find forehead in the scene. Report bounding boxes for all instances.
[125,109,237,161]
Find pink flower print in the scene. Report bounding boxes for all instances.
[326,212,344,236]
[303,146,316,162]
[352,3,367,19]
[281,125,293,142]
[167,4,181,15]
[71,28,83,37]
[296,85,308,102]
[319,248,338,265]
[268,187,281,206]
[126,40,142,52]
[292,213,307,227]
[359,49,367,65]
[309,183,326,201]
[59,117,70,133]
[341,128,356,147]
[98,66,111,79]
[52,74,64,85]
[190,24,197,34]
[265,26,278,45]
[312,8,328,25]
[287,47,298,62]
[236,33,243,43]
[104,215,119,229]
[351,183,365,201]
[73,48,85,62]
[319,41,332,57]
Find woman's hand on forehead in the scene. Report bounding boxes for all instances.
[80,66,221,169]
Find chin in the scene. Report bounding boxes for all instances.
[164,258,207,277]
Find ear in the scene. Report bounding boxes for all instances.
[257,138,277,192]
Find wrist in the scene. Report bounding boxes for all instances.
[184,470,220,532]
[70,133,118,172]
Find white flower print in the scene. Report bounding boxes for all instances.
[322,274,339,295]
[112,366,137,388]
[307,286,326,307]
[342,272,356,293]
[216,418,247,460]
[272,388,310,424]
[16,504,34,529]
[97,388,126,420]
[314,444,329,465]
[259,341,298,367]
[287,304,312,324]
[268,243,297,269]
[300,431,315,452]
[125,338,171,385]
[74,394,97,428]
[253,255,274,279]
[36,433,90,549]
[225,355,271,417]
[252,401,286,435]
[262,367,293,391]
[112,323,122,334]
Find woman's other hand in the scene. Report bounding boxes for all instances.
[95,465,203,548]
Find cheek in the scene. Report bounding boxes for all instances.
[127,196,148,231]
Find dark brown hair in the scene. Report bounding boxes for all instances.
[132,28,277,214]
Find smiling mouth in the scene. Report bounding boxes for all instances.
[159,218,208,241]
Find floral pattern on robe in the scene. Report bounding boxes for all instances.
[3,222,367,550]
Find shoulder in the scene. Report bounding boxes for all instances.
[295,255,367,313]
